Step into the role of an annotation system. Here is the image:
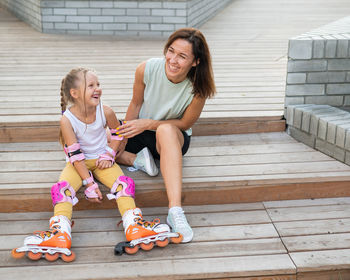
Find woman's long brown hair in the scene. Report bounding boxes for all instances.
[163,28,216,99]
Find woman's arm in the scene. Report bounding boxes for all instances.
[60,116,103,203]
[118,95,206,138]
[115,61,146,155]
[125,61,146,121]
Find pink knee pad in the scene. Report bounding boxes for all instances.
[106,176,135,200]
[51,181,79,206]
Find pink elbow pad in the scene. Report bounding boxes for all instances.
[64,143,85,164]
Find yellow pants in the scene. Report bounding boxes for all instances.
[54,159,136,220]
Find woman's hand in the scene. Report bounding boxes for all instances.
[117,119,151,138]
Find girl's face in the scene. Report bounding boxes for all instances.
[74,71,102,107]
[165,38,197,83]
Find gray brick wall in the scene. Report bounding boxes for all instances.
[0,0,42,31]
[285,16,350,107]
[286,104,350,164]
[0,0,232,37]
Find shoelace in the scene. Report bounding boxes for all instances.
[33,224,61,239]
[33,229,56,239]
[135,217,160,229]
[172,211,187,228]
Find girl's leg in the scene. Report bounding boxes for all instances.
[93,163,136,216]
[93,163,170,243]
[54,162,83,220]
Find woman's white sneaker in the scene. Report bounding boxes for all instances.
[133,147,159,176]
[167,206,193,243]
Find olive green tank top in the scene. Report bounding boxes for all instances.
[139,57,194,136]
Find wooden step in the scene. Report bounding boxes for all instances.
[1,197,350,279]
[1,132,350,213]
[0,115,285,143]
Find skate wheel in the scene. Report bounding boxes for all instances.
[45,252,59,262]
[125,245,139,255]
[61,251,76,262]
[27,251,42,261]
[170,233,183,244]
[11,248,25,259]
[156,238,169,248]
[140,242,154,251]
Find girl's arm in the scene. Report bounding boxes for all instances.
[96,105,121,169]
[60,116,103,203]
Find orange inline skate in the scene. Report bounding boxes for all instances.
[115,208,183,255]
[11,215,75,262]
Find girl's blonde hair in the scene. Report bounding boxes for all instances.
[59,67,93,146]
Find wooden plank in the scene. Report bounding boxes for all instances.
[264,197,350,208]
[0,210,272,235]
[0,151,332,172]
[0,202,266,221]
[282,233,350,252]
[0,254,296,279]
[2,238,286,263]
[274,218,350,237]
[297,269,350,280]
[289,249,350,273]
[267,205,350,222]
[3,179,350,212]
[2,161,349,185]
[0,132,296,151]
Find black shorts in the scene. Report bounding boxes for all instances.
[125,130,191,160]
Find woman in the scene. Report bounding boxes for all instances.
[116,28,216,243]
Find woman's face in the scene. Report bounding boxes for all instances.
[165,38,197,83]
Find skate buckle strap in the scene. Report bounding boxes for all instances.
[110,128,124,141]
[107,175,135,200]
[64,143,85,164]
[51,181,79,206]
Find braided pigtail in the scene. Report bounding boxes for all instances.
[60,78,67,115]
[59,67,90,146]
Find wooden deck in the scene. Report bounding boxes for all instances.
[1,0,350,141]
[1,197,350,279]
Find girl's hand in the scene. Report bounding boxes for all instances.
[96,159,113,169]
[86,187,103,204]
[117,119,151,138]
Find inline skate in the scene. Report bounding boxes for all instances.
[11,215,75,262]
[115,208,182,255]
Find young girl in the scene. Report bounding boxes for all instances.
[12,67,181,262]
